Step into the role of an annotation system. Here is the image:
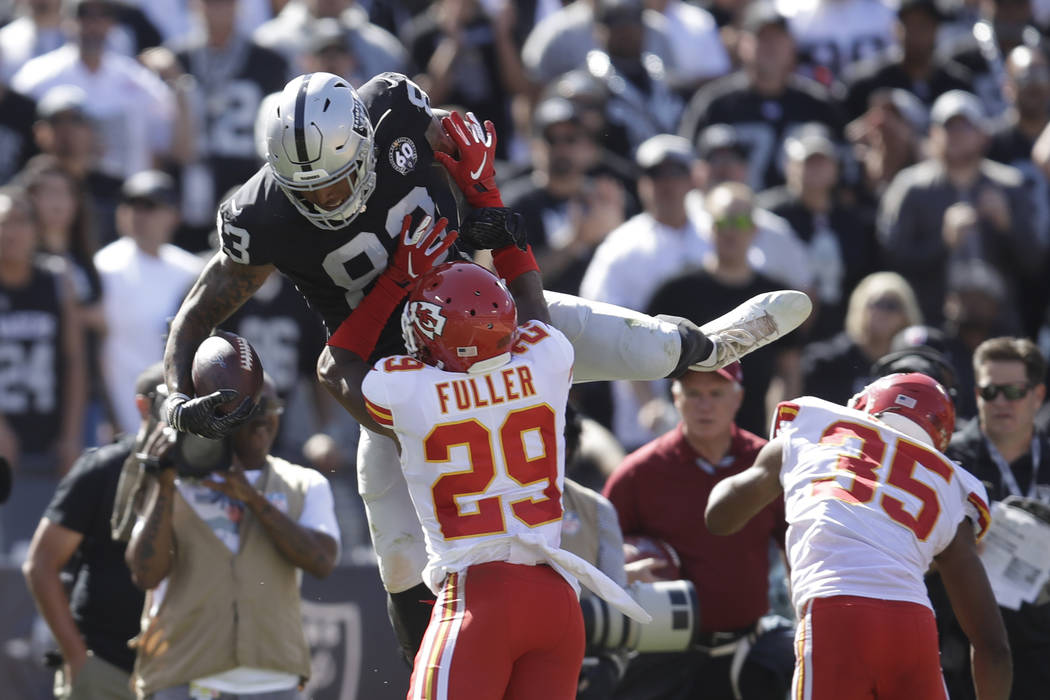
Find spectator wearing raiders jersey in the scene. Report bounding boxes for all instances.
[167,0,288,252]
[0,186,86,553]
[932,337,1050,700]
[877,89,1042,326]
[604,363,791,700]
[678,2,844,192]
[706,373,1012,700]
[838,0,974,122]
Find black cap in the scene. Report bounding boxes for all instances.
[897,0,947,21]
[696,123,747,160]
[121,170,177,207]
[533,97,583,133]
[741,2,788,34]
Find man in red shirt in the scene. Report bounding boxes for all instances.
[604,362,790,699]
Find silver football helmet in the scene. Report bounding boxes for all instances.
[264,72,377,230]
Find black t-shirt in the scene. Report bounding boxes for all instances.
[646,270,790,435]
[837,51,974,121]
[0,87,38,184]
[43,436,144,672]
[678,71,844,191]
[0,257,65,454]
[217,73,463,361]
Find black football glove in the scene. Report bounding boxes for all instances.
[163,391,255,439]
[459,207,528,251]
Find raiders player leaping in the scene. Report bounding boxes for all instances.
[160,71,811,661]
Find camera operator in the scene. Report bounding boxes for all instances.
[21,363,164,700]
[125,374,339,700]
[603,363,793,700]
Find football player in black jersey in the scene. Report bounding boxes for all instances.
[160,71,811,662]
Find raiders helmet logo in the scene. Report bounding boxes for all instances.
[389,137,418,175]
[408,301,446,340]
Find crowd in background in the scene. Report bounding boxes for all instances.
[1,0,1049,561]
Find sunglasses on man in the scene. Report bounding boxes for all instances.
[977,383,1032,401]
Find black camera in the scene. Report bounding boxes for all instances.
[581,580,700,653]
[147,385,232,478]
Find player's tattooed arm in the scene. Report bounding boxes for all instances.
[125,470,177,590]
[317,346,398,442]
[164,251,274,396]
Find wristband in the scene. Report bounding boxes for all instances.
[491,243,539,283]
[468,189,503,208]
[327,273,408,360]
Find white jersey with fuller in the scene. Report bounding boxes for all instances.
[362,321,648,622]
[772,396,990,614]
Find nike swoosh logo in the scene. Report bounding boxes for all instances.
[469,153,487,180]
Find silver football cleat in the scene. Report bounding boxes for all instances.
[690,290,813,371]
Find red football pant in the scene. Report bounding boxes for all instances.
[792,595,948,700]
[408,561,585,700]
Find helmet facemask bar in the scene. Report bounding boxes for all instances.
[273,146,377,230]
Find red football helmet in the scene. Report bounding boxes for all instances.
[849,372,956,451]
[400,261,518,372]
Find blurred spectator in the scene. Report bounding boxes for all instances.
[643,0,731,93]
[845,86,928,198]
[937,336,1050,700]
[31,84,123,243]
[679,2,844,191]
[838,0,974,121]
[0,186,86,555]
[0,0,163,82]
[520,0,676,87]
[580,134,709,449]
[18,155,109,444]
[12,0,177,180]
[988,44,1050,336]
[938,0,1038,117]
[93,171,201,437]
[540,67,634,160]
[877,89,1042,325]
[579,0,684,152]
[781,0,898,88]
[758,126,875,340]
[168,0,287,251]
[686,123,816,293]
[501,96,629,295]
[0,185,85,472]
[603,364,790,700]
[801,270,922,404]
[125,374,339,699]
[301,16,364,84]
[253,0,407,78]
[0,65,38,185]
[21,363,162,700]
[402,0,529,162]
[943,257,1020,356]
[0,0,68,82]
[648,182,803,436]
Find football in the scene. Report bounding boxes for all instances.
[623,535,682,581]
[191,331,264,415]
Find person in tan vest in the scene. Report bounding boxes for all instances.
[125,375,339,700]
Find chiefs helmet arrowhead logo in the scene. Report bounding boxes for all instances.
[408,301,446,340]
